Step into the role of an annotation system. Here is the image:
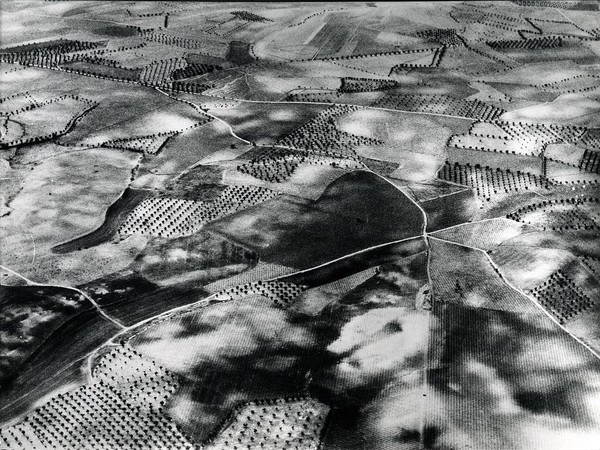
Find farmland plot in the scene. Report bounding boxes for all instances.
[431,218,537,251]
[132,230,258,286]
[421,188,479,232]
[3,2,600,449]
[119,185,279,238]
[0,285,86,385]
[0,308,121,428]
[0,96,97,148]
[427,301,600,450]
[0,148,141,284]
[206,171,423,269]
[429,238,539,313]
[0,344,192,449]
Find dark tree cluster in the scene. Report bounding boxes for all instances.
[0,39,104,67]
[487,35,562,50]
[285,91,345,103]
[126,7,191,17]
[237,150,307,183]
[121,184,281,238]
[139,57,185,85]
[415,29,465,47]
[277,105,382,159]
[439,161,550,200]
[203,185,280,221]
[218,279,306,307]
[139,30,207,50]
[449,7,485,24]
[512,0,600,11]
[507,197,600,231]
[119,197,207,238]
[207,397,327,449]
[580,256,600,277]
[231,10,273,22]
[236,147,361,184]
[390,46,446,73]
[92,41,146,56]
[374,93,505,121]
[171,80,215,93]
[531,270,596,324]
[338,77,399,93]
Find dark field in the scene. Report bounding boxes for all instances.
[0,308,120,426]
[207,171,423,269]
[496,41,600,66]
[422,188,478,232]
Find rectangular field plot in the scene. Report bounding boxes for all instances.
[427,301,600,450]
[206,171,423,269]
[431,218,536,251]
[0,96,96,147]
[437,161,549,201]
[428,237,539,313]
[374,91,505,121]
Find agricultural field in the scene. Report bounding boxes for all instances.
[431,217,537,251]
[0,285,86,385]
[205,170,423,269]
[0,95,97,148]
[2,1,600,449]
[428,237,540,313]
[205,102,328,145]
